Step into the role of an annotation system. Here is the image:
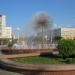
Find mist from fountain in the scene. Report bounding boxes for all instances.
[12,40,28,49]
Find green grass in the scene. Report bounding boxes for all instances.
[11,56,65,64]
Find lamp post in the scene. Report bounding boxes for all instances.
[16,27,20,43]
[51,30,52,43]
[45,35,48,48]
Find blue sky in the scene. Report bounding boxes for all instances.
[0,0,75,36]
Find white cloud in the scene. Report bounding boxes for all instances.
[54,24,73,29]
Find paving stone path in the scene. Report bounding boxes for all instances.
[0,54,25,75]
[0,69,22,75]
[0,53,41,75]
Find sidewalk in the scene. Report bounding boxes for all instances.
[0,69,22,75]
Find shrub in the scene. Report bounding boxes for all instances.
[40,52,60,58]
[65,58,75,64]
[57,39,75,58]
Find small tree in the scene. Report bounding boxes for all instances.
[57,39,75,58]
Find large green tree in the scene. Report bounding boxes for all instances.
[57,39,75,58]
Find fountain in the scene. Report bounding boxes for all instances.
[12,40,28,49]
[1,12,54,54]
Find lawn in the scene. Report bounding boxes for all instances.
[11,56,65,64]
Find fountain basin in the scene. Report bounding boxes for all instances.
[0,58,75,75]
[1,48,56,54]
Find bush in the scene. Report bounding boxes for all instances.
[57,39,75,58]
[65,58,75,64]
[40,52,60,58]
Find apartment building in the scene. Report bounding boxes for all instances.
[0,15,12,39]
[53,28,75,39]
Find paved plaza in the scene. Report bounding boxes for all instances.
[0,69,22,75]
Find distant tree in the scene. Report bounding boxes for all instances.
[8,36,17,47]
[32,12,53,48]
[0,38,10,45]
[74,37,75,40]
[54,36,62,41]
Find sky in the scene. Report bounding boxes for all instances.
[0,0,75,36]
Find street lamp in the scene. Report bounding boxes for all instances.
[16,27,20,43]
[45,35,48,48]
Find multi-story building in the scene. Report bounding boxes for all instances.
[0,15,6,27]
[0,15,12,39]
[53,28,75,39]
[2,27,12,38]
